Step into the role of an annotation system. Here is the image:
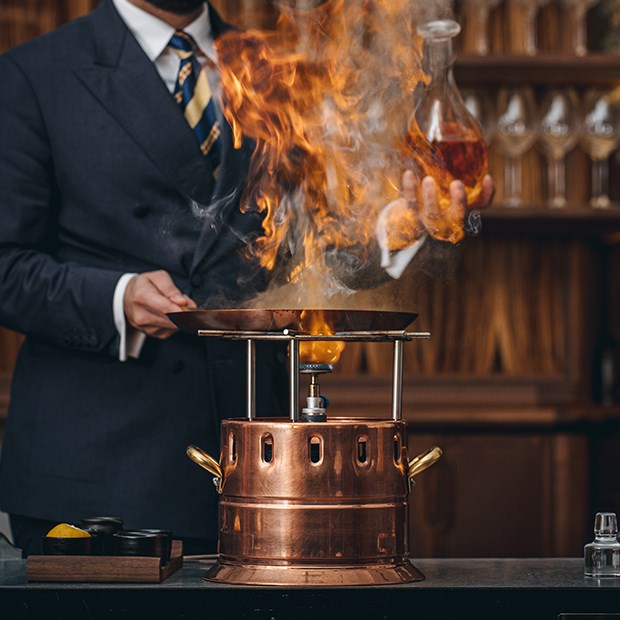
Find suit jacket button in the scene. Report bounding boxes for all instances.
[190,274,203,287]
[167,359,185,374]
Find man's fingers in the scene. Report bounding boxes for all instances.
[124,271,196,338]
[401,170,417,203]
[449,179,467,213]
[147,270,195,307]
[403,173,495,240]
[466,174,496,210]
[480,174,496,208]
[421,176,438,218]
[127,274,182,316]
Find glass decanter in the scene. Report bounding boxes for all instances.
[407,19,489,212]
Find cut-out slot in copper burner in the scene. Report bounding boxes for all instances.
[176,309,441,586]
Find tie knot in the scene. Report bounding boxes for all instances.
[169,31,196,56]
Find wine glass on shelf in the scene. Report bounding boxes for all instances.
[494,87,538,207]
[462,88,496,145]
[507,0,551,55]
[460,0,502,55]
[538,88,580,209]
[558,0,600,56]
[581,89,619,209]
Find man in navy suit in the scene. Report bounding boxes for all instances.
[0,0,493,556]
[0,0,292,556]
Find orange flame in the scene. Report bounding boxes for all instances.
[214,0,487,363]
[299,310,345,365]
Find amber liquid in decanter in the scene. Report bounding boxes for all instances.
[432,124,489,205]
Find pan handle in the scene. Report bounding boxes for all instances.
[186,445,223,494]
[407,446,442,492]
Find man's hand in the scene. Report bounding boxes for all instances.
[124,270,197,339]
[407,171,495,219]
[415,171,495,243]
[376,172,496,279]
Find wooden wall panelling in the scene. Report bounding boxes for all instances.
[566,240,602,402]
[0,1,55,50]
[0,372,10,426]
[550,432,590,556]
[336,236,582,381]
[590,419,620,521]
[407,429,588,558]
[408,431,555,558]
[0,0,97,52]
[0,329,21,423]
[0,329,22,373]
[468,0,592,55]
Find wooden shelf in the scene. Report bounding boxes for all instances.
[323,375,620,430]
[454,54,620,87]
[480,205,620,238]
[325,374,584,415]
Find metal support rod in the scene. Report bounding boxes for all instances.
[289,338,300,422]
[391,339,404,421]
[246,339,256,420]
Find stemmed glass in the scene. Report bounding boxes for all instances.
[507,0,551,55]
[538,88,580,208]
[460,0,502,55]
[581,89,619,209]
[494,87,538,207]
[558,0,600,56]
[462,89,496,145]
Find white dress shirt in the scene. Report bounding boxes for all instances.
[111,0,217,361]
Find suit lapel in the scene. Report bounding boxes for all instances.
[74,1,259,279]
[73,0,217,207]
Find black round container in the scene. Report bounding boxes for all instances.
[131,529,173,563]
[80,516,123,536]
[41,535,99,556]
[112,531,163,563]
[80,516,123,555]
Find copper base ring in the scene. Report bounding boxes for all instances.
[204,559,424,586]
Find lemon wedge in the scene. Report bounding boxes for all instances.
[46,523,91,538]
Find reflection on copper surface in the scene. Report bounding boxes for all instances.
[190,418,438,586]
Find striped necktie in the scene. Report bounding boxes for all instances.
[168,31,221,173]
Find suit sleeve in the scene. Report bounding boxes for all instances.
[0,53,123,354]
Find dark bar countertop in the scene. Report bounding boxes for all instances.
[2,557,620,619]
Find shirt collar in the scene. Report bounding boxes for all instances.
[112,0,216,62]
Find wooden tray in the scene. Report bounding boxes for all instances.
[26,540,183,583]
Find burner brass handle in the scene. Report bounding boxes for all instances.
[186,445,223,494]
[407,446,442,490]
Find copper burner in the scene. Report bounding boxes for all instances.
[188,420,440,586]
[181,309,439,586]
